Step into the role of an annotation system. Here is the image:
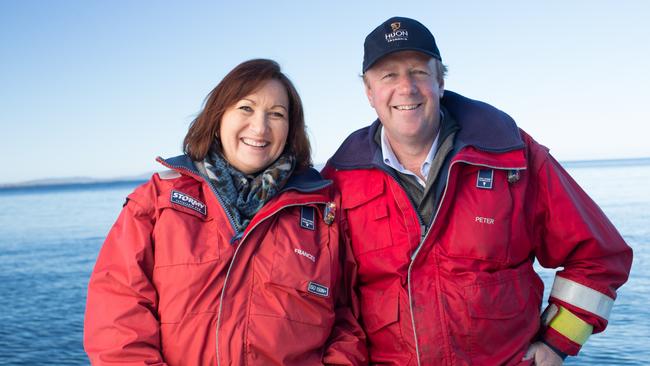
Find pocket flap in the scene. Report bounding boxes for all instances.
[342,179,385,209]
[464,265,532,319]
[361,284,400,333]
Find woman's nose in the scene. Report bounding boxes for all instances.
[248,113,268,135]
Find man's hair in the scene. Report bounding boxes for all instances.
[434,59,448,84]
[183,59,312,170]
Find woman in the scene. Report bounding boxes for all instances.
[84,59,367,365]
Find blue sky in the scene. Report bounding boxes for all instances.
[2,0,649,184]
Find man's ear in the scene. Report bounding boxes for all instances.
[364,81,375,108]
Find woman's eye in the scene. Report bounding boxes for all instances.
[270,111,286,119]
[238,105,253,112]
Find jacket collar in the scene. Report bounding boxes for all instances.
[158,154,331,193]
[328,90,525,170]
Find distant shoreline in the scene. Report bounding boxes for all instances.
[2,157,649,191]
[0,179,149,194]
[560,157,650,168]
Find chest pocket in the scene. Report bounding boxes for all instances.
[343,180,396,255]
[151,194,223,325]
[251,204,334,327]
[153,194,219,266]
[441,167,514,263]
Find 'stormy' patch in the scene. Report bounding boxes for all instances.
[171,190,206,216]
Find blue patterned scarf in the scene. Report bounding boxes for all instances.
[196,143,295,236]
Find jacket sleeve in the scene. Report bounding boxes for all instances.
[530,142,633,356]
[322,192,369,365]
[84,183,167,366]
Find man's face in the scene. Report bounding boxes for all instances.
[364,50,444,145]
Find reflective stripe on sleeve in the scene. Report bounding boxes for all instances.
[548,306,593,345]
[550,276,614,320]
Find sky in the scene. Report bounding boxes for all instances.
[1,0,649,184]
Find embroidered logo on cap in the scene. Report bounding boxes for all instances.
[300,206,315,230]
[171,190,206,215]
[476,169,494,190]
[385,23,408,42]
[307,281,329,297]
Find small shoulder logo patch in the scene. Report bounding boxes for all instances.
[323,202,336,225]
[476,169,494,189]
[171,190,206,215]
[307,281,329,297]
[300,206,315,230]
[507,169,521,183]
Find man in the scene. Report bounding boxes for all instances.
[323,16,632,365]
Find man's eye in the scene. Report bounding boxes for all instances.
[381,73,396,80]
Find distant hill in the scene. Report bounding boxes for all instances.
[2,157,649,191]
[0,173,153,190]
[561,157,650,168]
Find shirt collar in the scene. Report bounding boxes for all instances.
[380,112,443,186]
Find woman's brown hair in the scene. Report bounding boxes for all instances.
[183,59,312,170]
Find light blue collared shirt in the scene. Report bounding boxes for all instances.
[380,126,440,187]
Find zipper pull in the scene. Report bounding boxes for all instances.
[420,224,427,243]
[230,231,243,246]
[411,225,428,261]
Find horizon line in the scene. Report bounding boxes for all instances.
[3,156,650,188]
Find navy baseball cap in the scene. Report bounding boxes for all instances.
[362,16,441,73]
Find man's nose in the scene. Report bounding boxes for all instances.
[396,75,417,94]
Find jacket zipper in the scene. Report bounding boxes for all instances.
[406,160,526,366]
[215,200,328,366]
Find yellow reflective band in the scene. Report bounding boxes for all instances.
[548,306,594,345]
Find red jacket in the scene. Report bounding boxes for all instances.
[323,91,632,365]
[84,155,367,365]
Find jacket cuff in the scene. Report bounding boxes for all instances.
[540,304,593,356]
[541,339,568,360]
[541,329,577,357]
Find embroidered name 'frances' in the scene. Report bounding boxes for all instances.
[294,248,316,262]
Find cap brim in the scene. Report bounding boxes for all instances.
[363,47,441,73]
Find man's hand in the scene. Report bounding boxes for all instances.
[522,342,564,366]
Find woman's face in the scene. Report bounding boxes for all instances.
[219,79,290,174]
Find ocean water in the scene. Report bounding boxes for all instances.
[0,161,648,365]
